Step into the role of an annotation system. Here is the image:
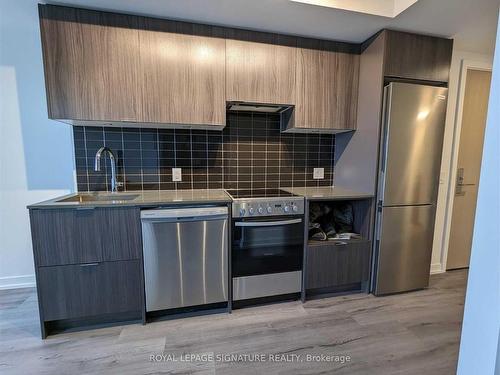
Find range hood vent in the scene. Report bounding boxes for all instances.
[227,102,293,114]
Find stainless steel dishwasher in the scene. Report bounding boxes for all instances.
[141,207,228,312]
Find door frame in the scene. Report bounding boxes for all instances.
[439,60,492,271]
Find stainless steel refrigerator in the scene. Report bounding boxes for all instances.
[373,82,448,295]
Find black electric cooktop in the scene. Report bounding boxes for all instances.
[226,189,297,199]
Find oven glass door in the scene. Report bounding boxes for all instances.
[232,216,304,277]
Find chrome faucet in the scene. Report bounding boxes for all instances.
[94,147,122,192]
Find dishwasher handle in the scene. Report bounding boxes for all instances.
[142,214,228,223]
[141,206,228,222]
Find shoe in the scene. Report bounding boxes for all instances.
[333,203,354,233]
[321,221,337,240]
[309,222,326,241]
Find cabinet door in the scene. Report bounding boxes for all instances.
[98,207,142,261]
[39,5,141,121]
[306,240,370,290]
[38,260,142,321]
[384,30,453,83]
[226,31,296,105]
[30,209,103,266]
[138,19,226,126]
[295,48,359,131]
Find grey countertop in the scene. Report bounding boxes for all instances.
[28,186,373,209]
[282,186,374,201]
[27,189,232,209]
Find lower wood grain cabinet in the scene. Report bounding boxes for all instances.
[30,207,142,266]
[30,208,103,266]
[306,239,370,291]
[29,207,144,337]
[38,260,143,321]
[99,207,142,261]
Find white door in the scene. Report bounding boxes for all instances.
[447,69,492,270]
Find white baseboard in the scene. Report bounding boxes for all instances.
[430,263,445,274]
[0,275,36,290]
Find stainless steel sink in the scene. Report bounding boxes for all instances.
[57,193,139,203]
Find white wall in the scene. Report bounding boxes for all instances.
[430,47,494,273]
[0,0,76,289]
[457,10,500,374]
[428,3,498,274]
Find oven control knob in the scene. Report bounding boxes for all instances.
[248,207,255,215]
[258,207,264,214]
[292,205,298,212]
[239,208,246,216]
[267,206,273,214]
[284,205,290,213]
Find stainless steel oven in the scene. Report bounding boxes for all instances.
[227,189,305,301]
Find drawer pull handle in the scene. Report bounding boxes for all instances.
[79,263,99,267]
[334,241,348,246]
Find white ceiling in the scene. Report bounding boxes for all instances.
[290,0,419,18]
[52,0,500,55]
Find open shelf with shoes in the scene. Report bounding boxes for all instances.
[303,198,373,299]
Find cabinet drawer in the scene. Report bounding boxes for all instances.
[38,260,142,321]
[30,209,103,266]
[306,240,370,290]
[29,207,142,266]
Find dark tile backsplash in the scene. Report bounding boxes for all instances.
[74,112,335,192]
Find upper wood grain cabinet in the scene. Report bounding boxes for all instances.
[291,47,360,132]
[137,19,226,126]
[39,4,226,128]
[39,5,142,122]
[383,30,453,83]
[226,31,296,105]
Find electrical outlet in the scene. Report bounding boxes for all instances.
[313,168,324,179]
[172,168,182,182]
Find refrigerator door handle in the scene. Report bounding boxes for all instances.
[379,85,393,175]
[376,85,392,212]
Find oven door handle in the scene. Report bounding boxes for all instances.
[235,218,302,227]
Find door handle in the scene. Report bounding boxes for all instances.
[456,168,465,186]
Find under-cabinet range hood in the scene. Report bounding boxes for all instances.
[227,102,293,113]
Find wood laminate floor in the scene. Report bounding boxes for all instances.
[0,270,467,375]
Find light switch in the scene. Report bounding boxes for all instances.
[313,168,324,179]
[172,168,182,182]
